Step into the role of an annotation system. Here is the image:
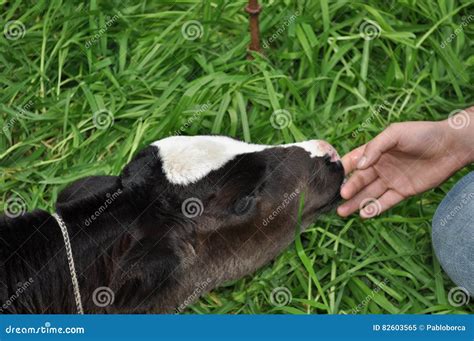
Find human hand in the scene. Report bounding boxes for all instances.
[337,109,474,218]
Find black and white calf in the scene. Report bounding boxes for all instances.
[0,135,344,313]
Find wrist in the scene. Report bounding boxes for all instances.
[442,107,474,165]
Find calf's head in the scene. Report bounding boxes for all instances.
[58,135,344,312]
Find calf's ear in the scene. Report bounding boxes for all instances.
[121,146,162,190]
[56,175,121,211]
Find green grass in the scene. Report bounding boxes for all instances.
[1,0,473,314]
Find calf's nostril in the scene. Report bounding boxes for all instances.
[314,140,341,162]
[323,154,332,165]
[334,160,343,170]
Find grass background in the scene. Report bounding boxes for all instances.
[1,0,473,314]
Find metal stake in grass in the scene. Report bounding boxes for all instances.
[245,0,262,59]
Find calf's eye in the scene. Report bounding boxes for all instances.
[234,196,256,215]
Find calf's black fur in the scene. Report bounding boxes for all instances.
[0,142,343,313]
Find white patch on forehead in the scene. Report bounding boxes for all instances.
[151,136,327,185]
[286,141,326,158]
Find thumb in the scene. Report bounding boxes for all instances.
[341,145,366,175]
[357,124,400,169]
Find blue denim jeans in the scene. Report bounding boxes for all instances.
[432,171,474,297]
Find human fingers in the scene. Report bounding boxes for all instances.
[359,189,405,219]
[340,167,378,200]
[337,178,386,217]
[341,145,366,175]
[357,124,400,170]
